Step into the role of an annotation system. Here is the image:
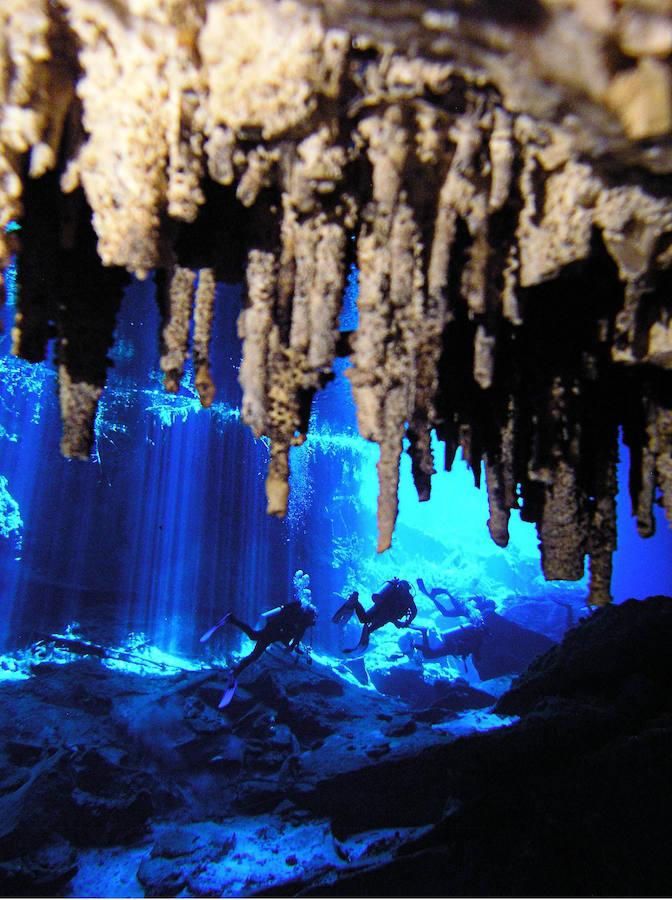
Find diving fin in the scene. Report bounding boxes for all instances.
[200,612,232,644]
[332,592,358,625]
[218,677,238,709]
[343,626,370,654]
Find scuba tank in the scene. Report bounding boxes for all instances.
[372,578,413,615]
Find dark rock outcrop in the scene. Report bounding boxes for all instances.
[497,595,672,715]
[0,836,78,898]
[305,596,672,897]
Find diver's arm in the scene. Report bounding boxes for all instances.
[419,644,452,660]
[394,599,418,628]
[412,627,448,659]
[292,641,313,664]
[417,636,451,659]
[289,639,311,659]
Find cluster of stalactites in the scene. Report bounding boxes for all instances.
[2,0,672,605]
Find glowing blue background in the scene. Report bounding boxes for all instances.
[0,264,670,659]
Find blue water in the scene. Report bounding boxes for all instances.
[0,268,670,664]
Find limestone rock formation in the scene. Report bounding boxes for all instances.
[1,0,671,602]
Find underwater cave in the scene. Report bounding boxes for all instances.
[0,0,671,897]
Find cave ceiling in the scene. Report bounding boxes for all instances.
[1,0,671,604]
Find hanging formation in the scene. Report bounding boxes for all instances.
[1,0,672,605]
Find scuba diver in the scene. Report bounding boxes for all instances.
[332,578,417,653]
[416,577,487,626]
[410,622,486,671]
[200,599,317,708]
[411,580,555,679]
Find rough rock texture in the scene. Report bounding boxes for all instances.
[0,647,462,896]
[1,0,672,600]
[496,594,672,715]
[304,595,672,898]
[1,598,671,896]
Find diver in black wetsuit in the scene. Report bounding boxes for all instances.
[412,622,485,667]
[416,577,488,626]
[332,578,417,653]
[410,581,556,679]
[200,600,317,707]
[226,601,316,675]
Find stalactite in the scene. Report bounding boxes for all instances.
[56,193,128,458]
[160,265,196,394]
[499,400,519,509]
[350,107,430,550]
[193,267,216,408]
[587,444,618,607]
[635,444,657,539]
[288,217,319,356]
[459,423,482,490]
[239,247,275,439]
[58,366,102,459]
[427,110,482,323]
[1,0,672,605]
[539,459,588,582]
[376,198,425,551]
[655,407,672,524]
[488,108,514,216]
[307,222,347,372]
[406,235,442,504]
[484,454,511,549]
[629,395,658,539]
[473,325,497,392]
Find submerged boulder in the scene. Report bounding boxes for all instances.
[0,836,78,897]
[138,855,189,898]
[369,667,495,711]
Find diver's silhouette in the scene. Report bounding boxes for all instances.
[332,578,417,653]
[411,581,556,679]
[411,622,485,669]
[416,577,486,625]
[201,600,317,707]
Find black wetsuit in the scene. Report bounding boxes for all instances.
[414,611,556,679]
[227,601,315,677]
[334,579,418,652]
[415,623,485,662]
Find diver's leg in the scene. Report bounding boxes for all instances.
[219,637,269,708]
[356,625,371,650]
[333,591,361,625]
[227,616,263,642]
[232,639,270,677]
[353,601,368,624]
[344,625,370,653]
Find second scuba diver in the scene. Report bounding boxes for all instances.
[332,577,418,653]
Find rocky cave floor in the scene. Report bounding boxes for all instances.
[0,596,671,898]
